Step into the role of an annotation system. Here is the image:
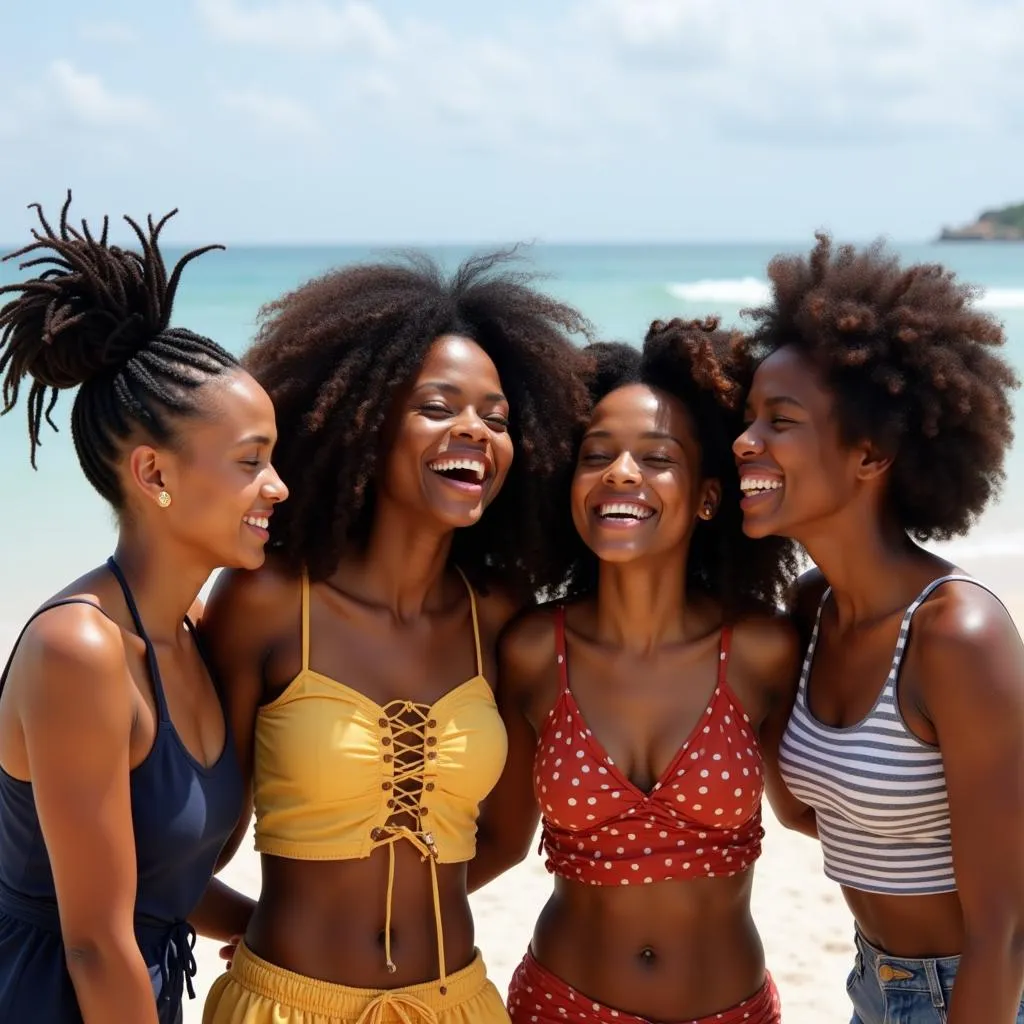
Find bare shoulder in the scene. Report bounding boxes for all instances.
[203,553,300,638]
[913,578,1016,640]
[730,609,801,701]
[474,585,531,646]
[911,579,1022,695]
[499,602,561,694]
[14,603,130,717]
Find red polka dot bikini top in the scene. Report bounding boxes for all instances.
[535,607,765,886]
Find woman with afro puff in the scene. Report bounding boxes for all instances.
[468,321,800,1024]
[736,234,1024,1023]
[199,251,592,1024]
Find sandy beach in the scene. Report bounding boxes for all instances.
[183,809,855,1023]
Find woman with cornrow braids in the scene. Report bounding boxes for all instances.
[0,193,288,1024]
[199,251,592,1024]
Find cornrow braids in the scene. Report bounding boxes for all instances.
[566,321,798,612]
[0,192,238,507]
[246,249,594,596]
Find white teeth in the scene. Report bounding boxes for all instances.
[740,478,783,494]
[598,502,654,520]
[428,458,486,480]
[243,516,269,529]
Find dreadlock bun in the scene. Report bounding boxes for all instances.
[2,192,223,392]
[0,191,238,505]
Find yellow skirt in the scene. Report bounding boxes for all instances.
[203,940,510,1024]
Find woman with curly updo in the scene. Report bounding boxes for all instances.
[735,234,1024,1023]
[200,252,592,1024]
[469,321,800,1024]
[0,196,287,1023]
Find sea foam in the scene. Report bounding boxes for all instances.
[667,280,1024,311]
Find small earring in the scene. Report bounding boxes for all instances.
[701,501,714,520]
[157,490,172,509]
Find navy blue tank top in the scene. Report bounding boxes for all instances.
[0,557,244,1023]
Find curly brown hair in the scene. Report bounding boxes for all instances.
[744,233,1019,540]
[246,249,593,595]
[566,321,799,613]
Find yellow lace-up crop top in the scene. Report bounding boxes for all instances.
[252,570,508,990]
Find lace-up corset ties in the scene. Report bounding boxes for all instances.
[252,572,508,994]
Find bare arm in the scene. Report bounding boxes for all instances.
[190,567,292,940]
[468,612,553,892]
[761,572,826,836]
[917,588,1024,1024]
[197,568,280,872]
[187,879,255,943]
[19,607,159,1024]
[760,695,818,838]
[734,611,817,837]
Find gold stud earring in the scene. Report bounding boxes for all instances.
[157,490,172,509]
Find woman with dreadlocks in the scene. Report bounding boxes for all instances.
[199,252,592,1024]
[736,235,1024,1023]
[468,324,799,1024]
[0,194,288,1024]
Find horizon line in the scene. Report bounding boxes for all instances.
[0,236,951,251]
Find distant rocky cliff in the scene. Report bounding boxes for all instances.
[939,202,1024,241]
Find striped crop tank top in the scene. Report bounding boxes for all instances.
[779,575,996,896]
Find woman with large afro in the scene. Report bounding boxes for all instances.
[736,234,1024,1023]
[201,251,592,1024]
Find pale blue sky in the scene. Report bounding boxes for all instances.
[2,0,1022,244]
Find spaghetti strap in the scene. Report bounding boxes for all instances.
[106,556,170,722]
[718,625,733,687]
[300,573,311,671]
[455,568,483,677]
[553,606,570,692]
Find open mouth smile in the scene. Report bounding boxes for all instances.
[739,476,783,510]
[427,456,489,493]
[593,500,656,527]
[243,513,272,537]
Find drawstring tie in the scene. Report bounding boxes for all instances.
[355,988,440,1024]
[369,824,447,996]
[162,920,198,1002]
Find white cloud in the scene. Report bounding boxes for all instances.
[196,0,396,56]
[48,60,155,128]
[79,20,140,45]
[575,0,1024,139]
[191,0,1024,162]
[220,89,319,134]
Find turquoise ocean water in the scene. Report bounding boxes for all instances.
[3,242,1023,640]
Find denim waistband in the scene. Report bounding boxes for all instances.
[852,928,959,1006]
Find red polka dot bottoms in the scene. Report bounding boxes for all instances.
[535,607,765,886]
[507,950,782,1024]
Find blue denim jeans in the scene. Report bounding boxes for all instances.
[847,929,1024,1023]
